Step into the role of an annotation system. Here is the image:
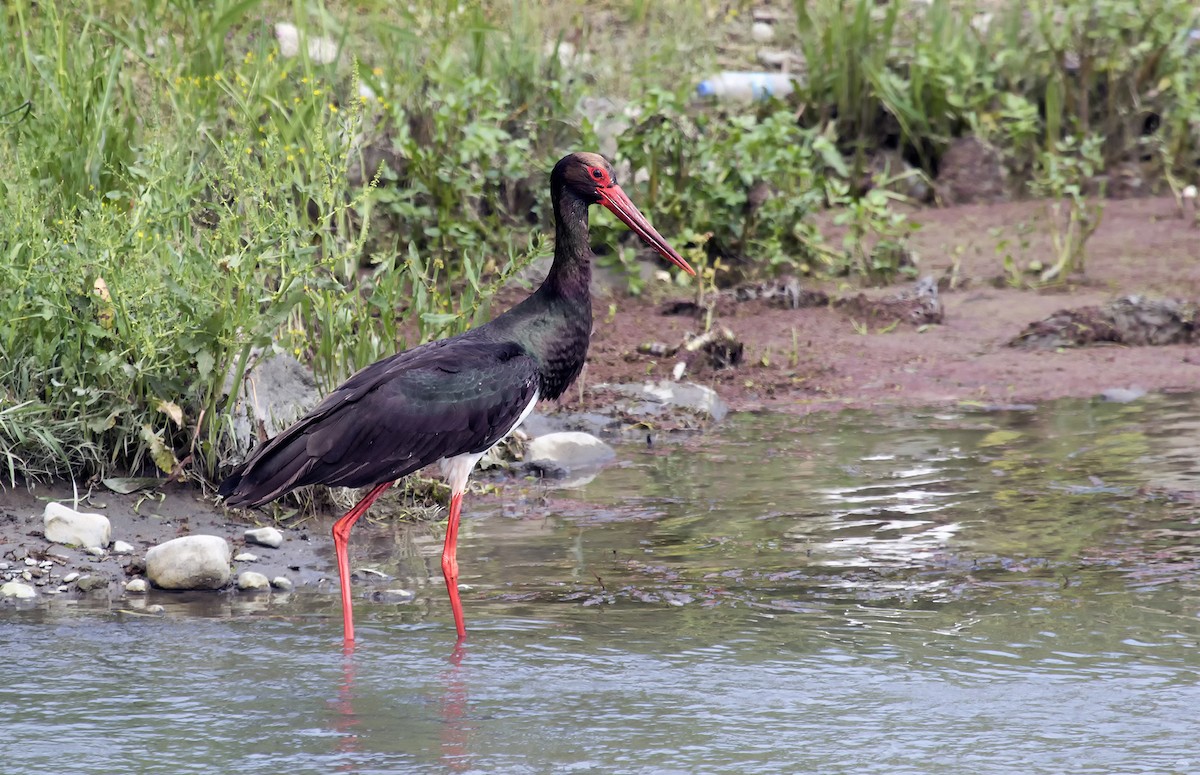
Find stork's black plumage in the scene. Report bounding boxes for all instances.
[218,152,694,642]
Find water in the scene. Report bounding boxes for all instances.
[4,395,1200,774]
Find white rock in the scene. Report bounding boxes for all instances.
[112,541,134,555]
[125,579,149,594]
[233,552,259,562]
[84,546,106,557]
[273,22,338,64]
[270,576,294,591]
[237,571,270,590]
[751,21,775,42]
[244,527,283,549]
[43,503,111,549]
[145,535,231,590]
[62,572,79,583]
[1183,185,1197,200]
[525,432,616,471]
[1,581,36,599]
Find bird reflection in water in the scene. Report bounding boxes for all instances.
[332,639,473,772]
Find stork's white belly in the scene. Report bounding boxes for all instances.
[437,390,539,494]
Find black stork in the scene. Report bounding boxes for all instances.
[218,152,695,642]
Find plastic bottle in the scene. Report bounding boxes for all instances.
[695,72,798,101]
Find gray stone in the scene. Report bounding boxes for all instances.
[270,576,294,591]
[237,571,270,591]
[244,527,283,549]
[1,581,35,599]
[525,432,616,472]
[604,381,729,422]
[111,541,135,555]
[125,579,149,594]
[43,503,111,549]
[224,349,321,458]
[233,552,259,562]
[1100,386,1147,403]
[145,535,231,590]
[84,546,106,557]
[62,572,79,584]
[378,588,414,602]
[75,575,108,592]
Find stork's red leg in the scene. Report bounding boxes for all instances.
[332,481,394,643]
[441,492,467,640]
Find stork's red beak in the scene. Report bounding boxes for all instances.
[598,184,696,276]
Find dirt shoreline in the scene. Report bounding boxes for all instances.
[3,195,1198,607]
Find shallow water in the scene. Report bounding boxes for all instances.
[4,395,1200,774]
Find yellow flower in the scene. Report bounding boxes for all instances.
[329,104,338,113]
[287,154,295,162]
[313,88,322,96]
[136,231,145,239]
[245,147,253,154]
[372,67,383,76]
[213,72,222,81]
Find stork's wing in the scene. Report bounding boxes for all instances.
[218,338,539,507]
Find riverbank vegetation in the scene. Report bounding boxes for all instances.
[1,0,1197,483]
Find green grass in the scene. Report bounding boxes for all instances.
[1,0,1198,486]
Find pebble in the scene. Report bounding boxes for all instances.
[751,21,775,42]
[43,502,111,549]
[112,541,135,555]
[237,571,271,591]
[85,546,106,557]
[233,552,259,562]
[244,527,283,549]
[1,581,36,599]
[62,572,80,583]
[0,562,7,570]
[270,576,294,591]
[145,535,232,590]
[125,579,149,594]
[75,575,108,592]
[147,604,165,616]
[1100,386,1147,403]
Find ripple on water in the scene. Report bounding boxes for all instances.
[7,399,1200,772]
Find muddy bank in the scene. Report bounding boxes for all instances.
[3,195,1199,606]
[570,195,1200,415]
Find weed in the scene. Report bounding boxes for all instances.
[1029,135,1106,284]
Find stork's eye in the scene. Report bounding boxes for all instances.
[591,168,604,180]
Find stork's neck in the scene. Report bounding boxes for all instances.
[546,188,593,300]
[484,187,594,401]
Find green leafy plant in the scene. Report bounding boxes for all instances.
[1028,134,1105,284]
